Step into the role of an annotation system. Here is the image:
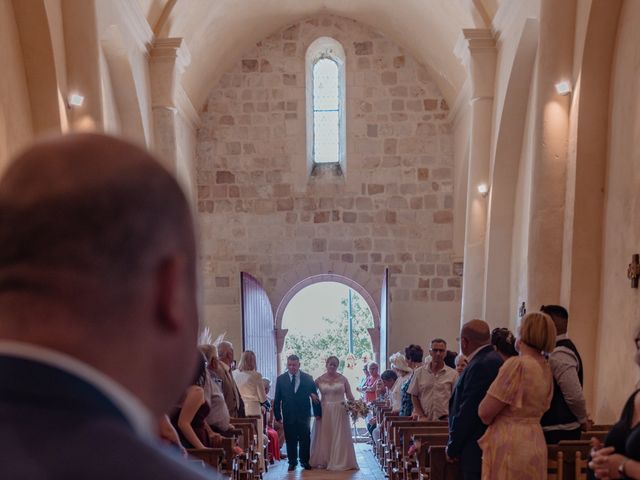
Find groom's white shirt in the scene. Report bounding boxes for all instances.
[288,372,300,393]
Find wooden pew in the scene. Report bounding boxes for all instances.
[590,424,613,432]
[547,442,591,480]
[187,447,225,470]
[420,445,461,480]
[384,420,446,474]
[548,450,564,480]
[581,431,607,443]
[406,432,449,480]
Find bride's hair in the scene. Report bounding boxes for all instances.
[326,356,340,366]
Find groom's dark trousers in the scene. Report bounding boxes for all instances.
[273,370,321,467]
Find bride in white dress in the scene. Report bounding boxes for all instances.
[309,356,359,470]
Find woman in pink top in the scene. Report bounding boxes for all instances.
[361,362,380,403]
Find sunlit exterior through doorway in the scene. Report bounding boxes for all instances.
[281,281,375,389]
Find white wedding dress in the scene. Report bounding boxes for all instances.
[309,379,359,470]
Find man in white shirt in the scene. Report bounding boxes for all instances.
[0,134,221,479]
[540,305,589,443]
[408,338,458,421]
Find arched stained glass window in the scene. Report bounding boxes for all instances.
[312,58,340,164]
[305,37,346,172]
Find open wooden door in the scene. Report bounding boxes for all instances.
[379,268,389,370]
[241,272,277,382]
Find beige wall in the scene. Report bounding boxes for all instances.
[0,1,34,172]
[594,0,640,423]
[196,15,461,356]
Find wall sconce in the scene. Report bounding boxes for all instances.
[477,183,489,198]
[554,81,572,96]
[67,93,85,108]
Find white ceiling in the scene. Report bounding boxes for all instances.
[139,0,499,110]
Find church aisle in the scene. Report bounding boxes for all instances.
[263,443,384,480]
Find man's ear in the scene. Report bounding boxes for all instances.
[155,255,189,332]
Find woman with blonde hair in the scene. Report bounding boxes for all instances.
[233,350,267,472]
[477,312,556,479]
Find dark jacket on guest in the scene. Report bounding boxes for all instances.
[447,345,503,476]
[0,354,222,479]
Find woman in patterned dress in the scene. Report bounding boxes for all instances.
[477,312,556,480]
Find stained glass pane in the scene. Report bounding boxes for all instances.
[313,58,340,163]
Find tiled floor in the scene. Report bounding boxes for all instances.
[264,443,385,480]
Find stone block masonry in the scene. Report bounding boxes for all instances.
[197,15,459,309]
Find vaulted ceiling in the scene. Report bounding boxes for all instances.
[137,0,501,110]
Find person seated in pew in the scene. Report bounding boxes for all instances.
[589,326,640,479]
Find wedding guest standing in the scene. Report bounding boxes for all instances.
[490,328,518,361]
[447,320,503,480]
[217,341,245,417]
[400,344,424,417]
[408,338,458,421]
[361,362,380,403]
[389,353,412,413]
[478,312,555,479]
[540,305,589,443]
[233,351,268,472]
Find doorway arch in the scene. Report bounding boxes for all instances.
[274,274,380,373]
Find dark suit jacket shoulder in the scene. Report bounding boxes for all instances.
[447,345,503,473]
[273,370,320,423]
[0,355,223,479]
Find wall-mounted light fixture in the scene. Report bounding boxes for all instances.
[554,81,572,96]
[477,183,489,198]
[67,93,85,108]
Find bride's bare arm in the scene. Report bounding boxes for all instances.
[344,376,355,402]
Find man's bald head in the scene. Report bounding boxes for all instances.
[0,133,196,322]
[459,319,491,355]
[0,133,200,416]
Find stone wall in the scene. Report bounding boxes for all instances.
[196,15,460,351]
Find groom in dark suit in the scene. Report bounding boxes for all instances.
[447,319,503,480]
[273,354,321,471]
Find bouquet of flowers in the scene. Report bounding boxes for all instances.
[344,399,370,421]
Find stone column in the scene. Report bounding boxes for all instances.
[149,37,191,175]
[455,29,496,323]
[527,0,576,310]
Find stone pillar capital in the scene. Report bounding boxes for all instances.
[149,37,191,108]
[455,29,496,100]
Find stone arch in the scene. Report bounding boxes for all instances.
[273,269,381,358]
